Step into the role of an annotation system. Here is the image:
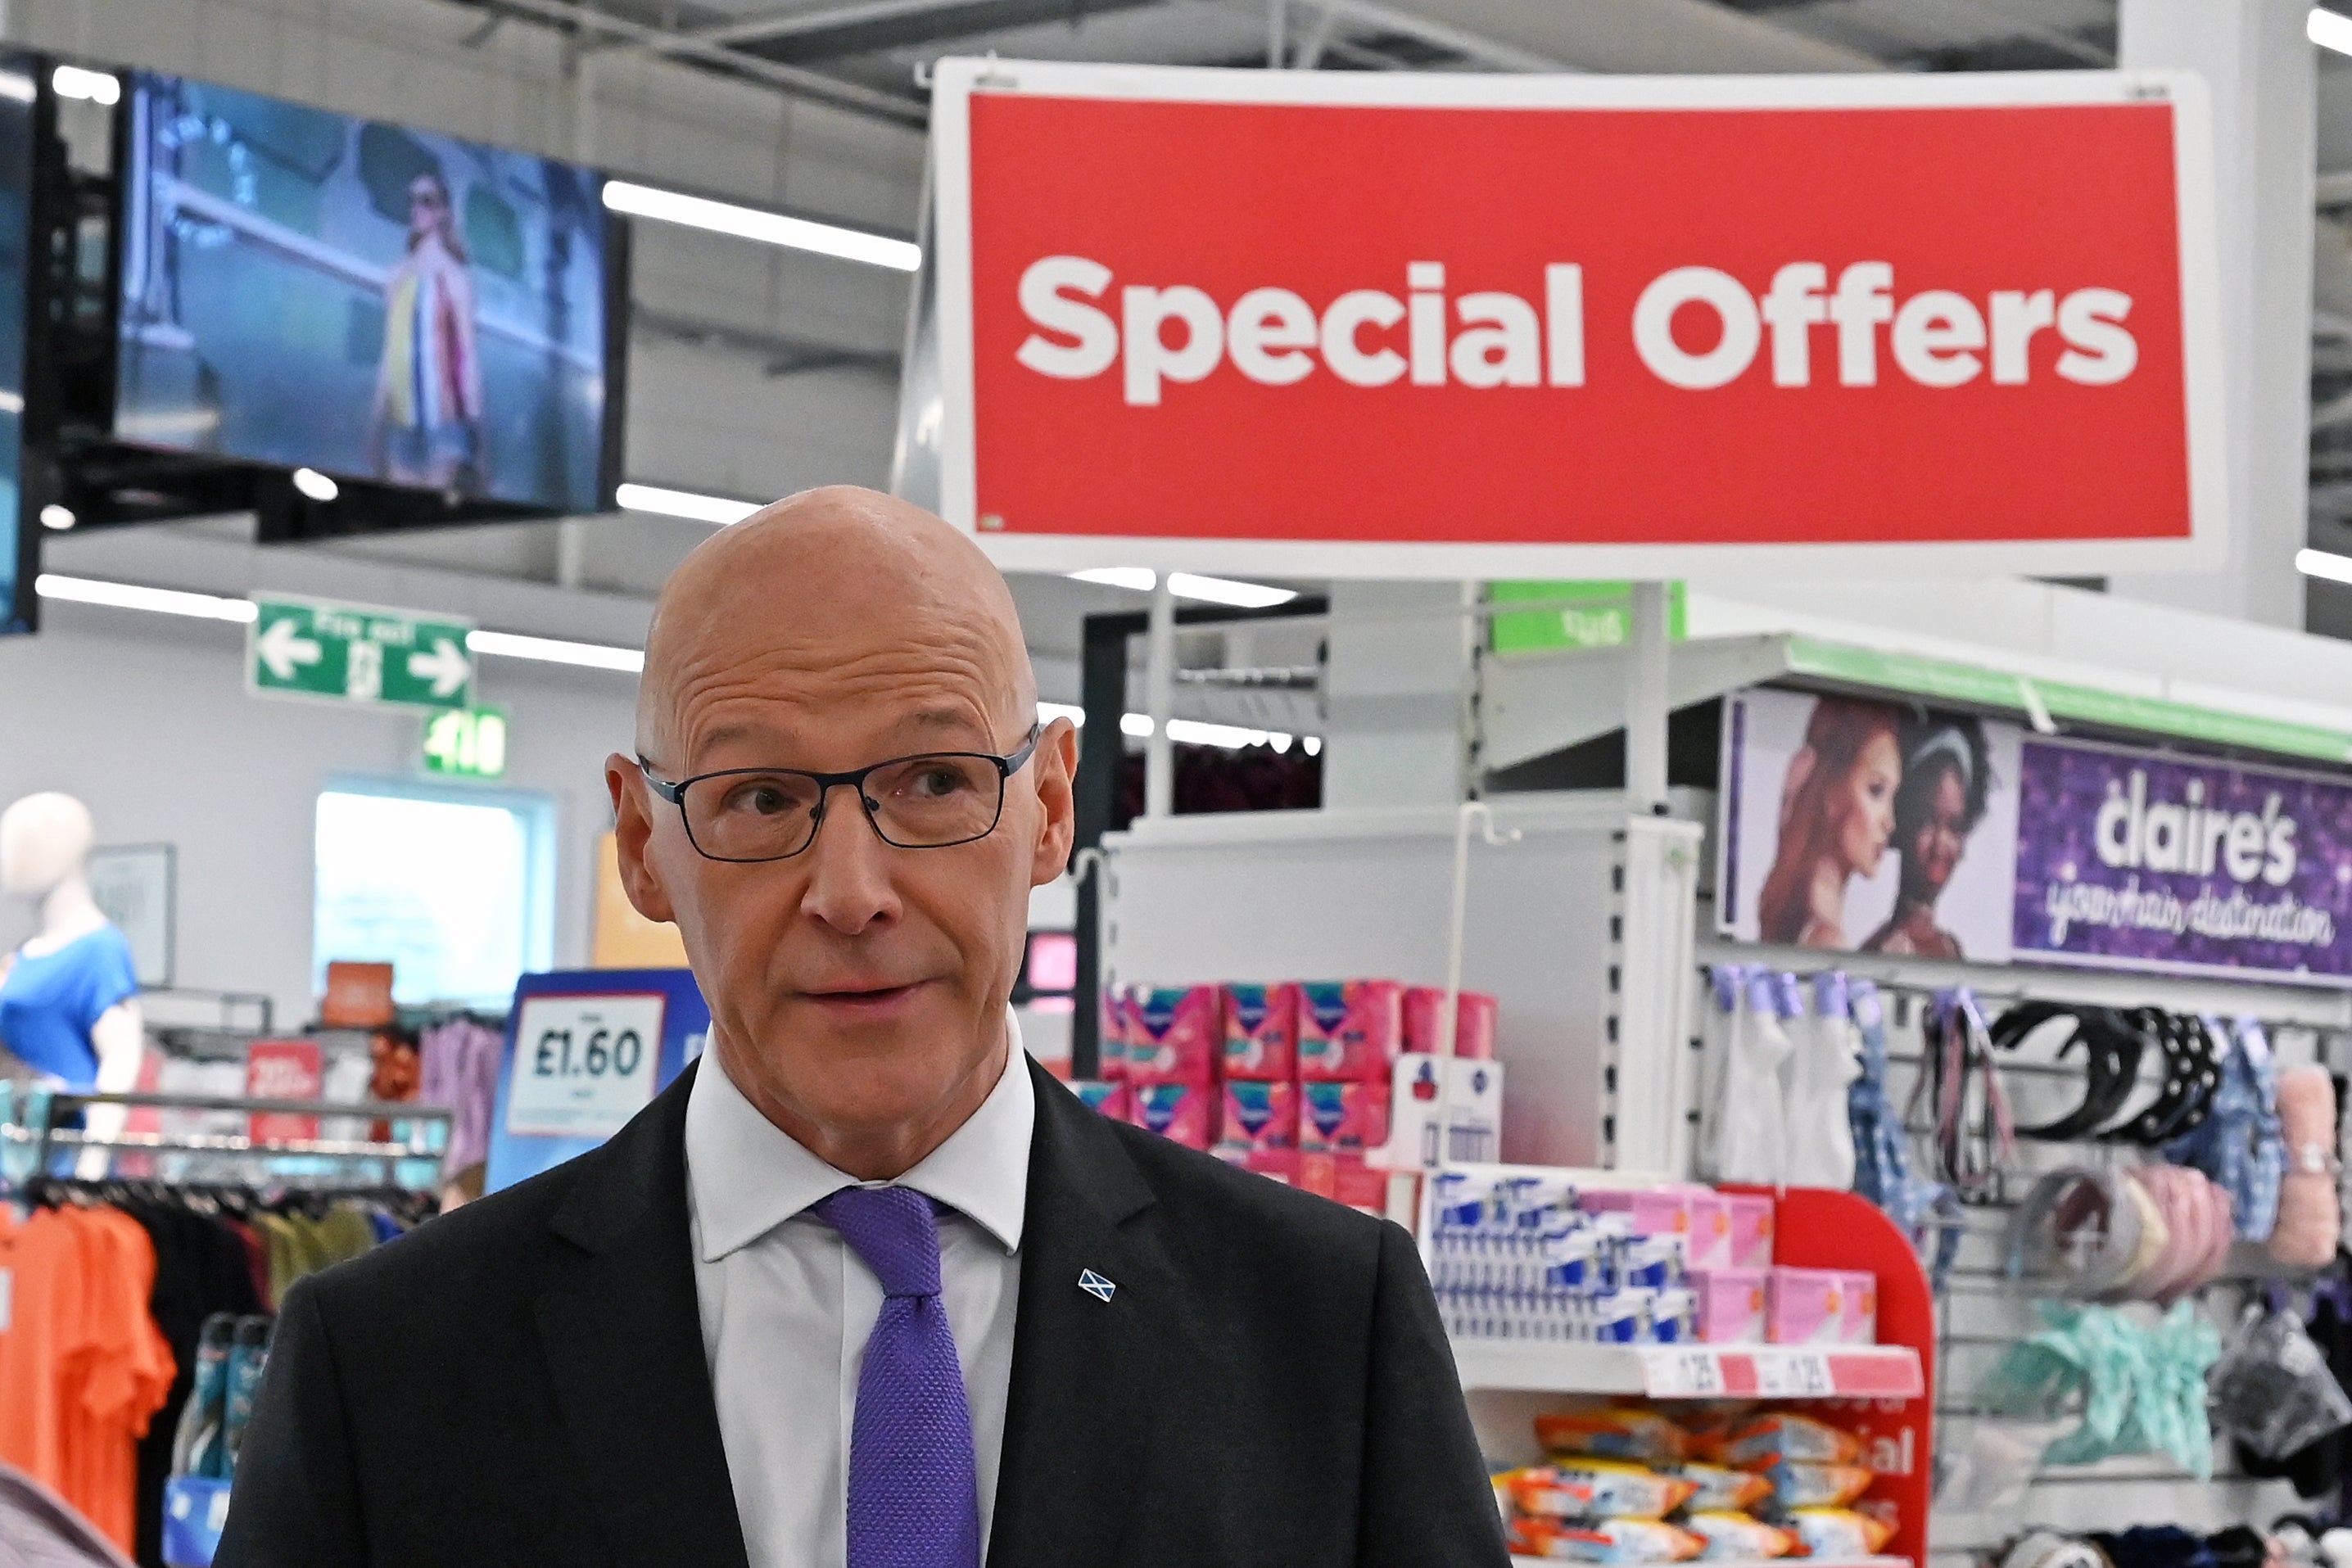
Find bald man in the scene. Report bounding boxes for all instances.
[217,487,1506,1568]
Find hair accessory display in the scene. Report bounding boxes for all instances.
[2210,1301,2352,1462]
[2272,1069,2342,1271]
[2167,1019,2285,1243]
[1982,1299,2221,1478]
[1783,971,1860,1191]
[1916,987,2015,1198]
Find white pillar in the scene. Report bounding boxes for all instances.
[1624,581,1670,812]
[2110,0,2315,628]
[1321,581,1474,808]
[1142,579,1176,817]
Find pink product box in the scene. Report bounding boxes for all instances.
[1222,983,1300,1081]
[1297,1079,1391,1153]
[1580,1189,1695,1240]
[1218,1079,1299,1152]
[1296,980,1406,1082]
[1839,1272,1879,1345]
[1689,1268,1769,1344]
[1098,989,1129,1082]
[1401,987,1498,1061]
[1686,1194,1734,1271]
[1766,1267,1850,1346]
[1070,1079,1131,1121]
[1215,1146,1300,1185]
[1128,1081,1220,1150]
[1299,1150,1391,1212]
[1124,985,1223,1084]
[1726,1194,1775,1269]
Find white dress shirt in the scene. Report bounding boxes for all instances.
[684,1021,1036,1568]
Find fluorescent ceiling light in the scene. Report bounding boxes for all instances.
[1065,567,1299,608]
[52,66,119,105]
[602,179,921,272]
[2299,546,2352,584]
[36,574,256,622]
[1167,572,1298,609]
[1069,567,1159,592]
[617,482,762,526]
[1039,701,1087,725]
[292,468,340,503]
[38,505,75,531]
[466,628,645,673]
[2315,7,2352,53]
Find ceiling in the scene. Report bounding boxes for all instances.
[478,0,2133,118]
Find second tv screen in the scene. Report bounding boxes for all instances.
[116,73,614,513]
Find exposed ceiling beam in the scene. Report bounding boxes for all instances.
[1253,0,1573,72]
[1369,0,1882,74]
[464,0,929,120]
[697,0,1006,48]
[735,0,1166,64]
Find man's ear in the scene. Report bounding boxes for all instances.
[605,753,678,923]
[1029,718,1079,887]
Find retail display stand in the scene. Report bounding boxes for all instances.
[1445,1185,1934,1568]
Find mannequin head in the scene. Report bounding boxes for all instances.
[0,792,95,898]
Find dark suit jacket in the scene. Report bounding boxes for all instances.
[215,1057,1510,1567]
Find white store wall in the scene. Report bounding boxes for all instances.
[0,600,643,1028]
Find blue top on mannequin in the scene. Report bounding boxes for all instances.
[0,924,138,1088]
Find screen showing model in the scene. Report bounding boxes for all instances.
[115,73,610,513]
[0,57,33,635]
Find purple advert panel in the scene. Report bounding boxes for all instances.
[2012,738,2352,983]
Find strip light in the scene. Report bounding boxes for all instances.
[36,574,256,621]
[602,179,921,273]
[2298,546,2352,585]
[2314,7,2352,54]
[616,482,762,526]
[1065,567,1300,608]
[36,576,1316,745]
[466,629,645,673]
[52,66,119,105]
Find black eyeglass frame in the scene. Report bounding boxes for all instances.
[639,723,1045,863]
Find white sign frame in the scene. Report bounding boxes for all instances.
[505,991,668,1140]
[88,843,174,988]
[926,60,2225,582]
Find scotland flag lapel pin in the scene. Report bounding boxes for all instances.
[1077,1268,1117,1303]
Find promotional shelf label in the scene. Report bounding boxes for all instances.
[929,62,2224,581]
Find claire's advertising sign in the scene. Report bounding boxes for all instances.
[927,61,2223,581]
[1718,689,2352,987]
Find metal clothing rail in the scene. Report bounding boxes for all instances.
[1,1089,452,1174]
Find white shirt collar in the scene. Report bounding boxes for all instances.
[685,1010,1036,1263]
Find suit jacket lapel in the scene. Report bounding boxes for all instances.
[535,1061,751,1568]
[988,1061,1172,1568]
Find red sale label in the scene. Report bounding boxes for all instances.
[929,64,2223,580]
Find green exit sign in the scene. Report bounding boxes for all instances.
[421,707,510,779]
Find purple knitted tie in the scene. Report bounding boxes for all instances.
[812,1186,981,1568]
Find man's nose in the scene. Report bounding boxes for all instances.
[797,788,902,935]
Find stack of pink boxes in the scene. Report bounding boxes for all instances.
[1076,979,1495,1215]
[1585,1187,1878,1346]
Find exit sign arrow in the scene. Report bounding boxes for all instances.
[247,595,477,711]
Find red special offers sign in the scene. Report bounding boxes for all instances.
[928,63,2224,581]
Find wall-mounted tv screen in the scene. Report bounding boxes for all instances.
[114,73,617,514]
[0,57,33,634]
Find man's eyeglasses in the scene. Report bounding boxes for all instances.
[640,725,1043,864]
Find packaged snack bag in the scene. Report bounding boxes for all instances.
[1715,1414,1865,1471]
[1505,1466,1602,1520]
[1536,1409,1690,1467]
[1762,1461,1875,1509]
[1514,1519,1704,1563]
[1544,1462,1699,1521]
[1672,1464,1771,1514]
[1788,1507,1897,1556]
[1684,1512,1800,1561]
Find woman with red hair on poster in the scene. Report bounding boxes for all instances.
[1756,697,1905,948]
